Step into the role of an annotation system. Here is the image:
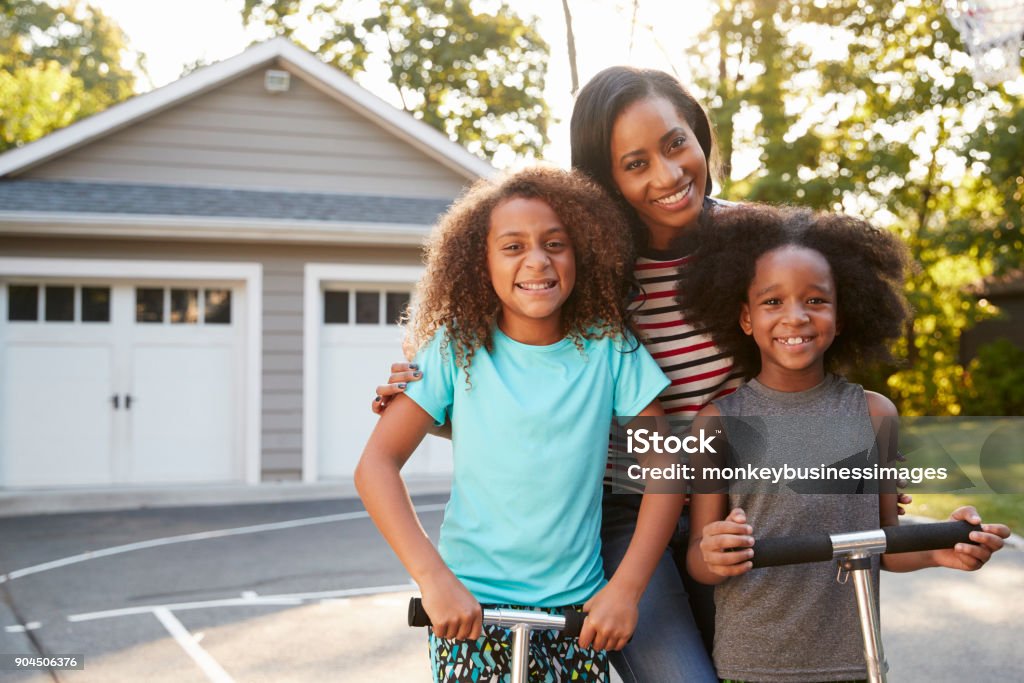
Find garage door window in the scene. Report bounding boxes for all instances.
[323,290,409,326]
[45,286,74,322]
[7,285,39,321]
[136,288,232,325]
[82,287,111,322]
[6,284,112,323]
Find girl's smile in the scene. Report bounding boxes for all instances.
[487,197,576,345]
[609,96,708,249]
[740,245,838,391]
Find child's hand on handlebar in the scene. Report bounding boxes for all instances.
[420,570,482,641]
[700,507,755,578]
[932,506,1011,572]
[578,581,638,652]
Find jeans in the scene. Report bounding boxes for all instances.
[600,493,718,683]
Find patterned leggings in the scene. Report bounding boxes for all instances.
[428,606,608,683]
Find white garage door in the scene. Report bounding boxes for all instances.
[0,280,245,487]
[317,284,452,480]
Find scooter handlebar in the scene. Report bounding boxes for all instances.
[883,520,979,555]
[407,598,587,638]
[749,532,833,568]
[408,596,432,628]
[750,520,980,569]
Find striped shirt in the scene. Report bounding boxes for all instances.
[605,249,745,492]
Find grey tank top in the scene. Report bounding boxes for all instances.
[711,374,880,683]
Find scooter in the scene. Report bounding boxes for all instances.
[750,519,979,683]
[409,520,977,683]
[408,598,586,683]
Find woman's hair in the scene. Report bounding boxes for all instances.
[408,166,636,376]
[677,203,910,378]
[570,66,722,247]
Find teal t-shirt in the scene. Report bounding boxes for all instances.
[404,326,670,607]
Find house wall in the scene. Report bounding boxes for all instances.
[21,65,470,198]
[0,235,422,480]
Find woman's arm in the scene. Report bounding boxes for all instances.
[867,391,1011,572]
[579,399,685,652]
[354,393,478,638]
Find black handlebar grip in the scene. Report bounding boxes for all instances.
[561,609,586,638]
[883,520,980,555]
[408,597,431,627]
[750,532,833,568]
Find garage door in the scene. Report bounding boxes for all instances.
[0,280,245,487]
[316,283,452,480]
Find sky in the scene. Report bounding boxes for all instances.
[88,0,714,166]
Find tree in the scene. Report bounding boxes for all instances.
[242,0,550,162]
[0,0,140,151]
[686,0,1023,416]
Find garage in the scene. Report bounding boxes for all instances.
[303,263,453,482]
[0,259,261,488]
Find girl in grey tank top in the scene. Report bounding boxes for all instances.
[677,204,1010,682]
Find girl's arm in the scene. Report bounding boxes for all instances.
[579,399,685,652]
[686,404,755,585]
[867,391,1011,573]
[354,393,479,639]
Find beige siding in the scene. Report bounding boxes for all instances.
[24,67,470,198]
[0,236,422,481]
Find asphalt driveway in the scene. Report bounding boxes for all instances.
[0,496,1020,682]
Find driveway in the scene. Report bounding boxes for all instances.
[0,497,1020,682]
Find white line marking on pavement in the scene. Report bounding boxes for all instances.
[67,583,416,623]
[153,608,234,683]
[1,503,446,583]
[5,621,41,632]
[69,596,303,622]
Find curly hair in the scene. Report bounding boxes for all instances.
[408,166,637,378]
[677,203,910,379]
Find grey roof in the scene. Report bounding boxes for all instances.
[0,180,452,225]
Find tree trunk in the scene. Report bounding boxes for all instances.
[561,0,579,95]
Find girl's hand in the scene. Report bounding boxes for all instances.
[419,570,482,641]
[933,506,1011,571]
[578,581,638,652]
[699,507,755,578]
[372,362,422,414]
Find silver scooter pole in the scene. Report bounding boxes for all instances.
[751,520,979,683]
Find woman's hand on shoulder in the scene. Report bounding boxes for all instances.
[372,361,422,414]
[934,506,1011,572]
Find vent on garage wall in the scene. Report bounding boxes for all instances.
[264,69,291,93]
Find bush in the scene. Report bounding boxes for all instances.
[960,339,1024,416]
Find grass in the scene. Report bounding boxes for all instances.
[895,417,1024,534]
[908,493,1024,535]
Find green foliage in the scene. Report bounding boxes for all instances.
[242,0,550,162]
[690,0,1024,415]
[0,0,139,151]
[959,339,1024,416]
[0,59,85,149]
